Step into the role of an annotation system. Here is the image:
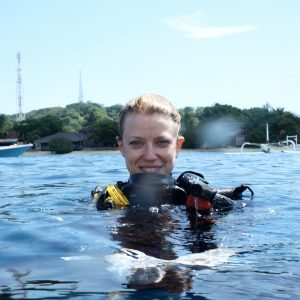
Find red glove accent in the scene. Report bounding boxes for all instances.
[186,194,212,211]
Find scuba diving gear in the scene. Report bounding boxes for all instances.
[122,173,186,206]
[176,171,235,211]
[104,184,129,207]
[93,171,254,211]
[93,184,129,210]
[93,173,186,210]
[176,171,215,198]
[128,173,175,186]
[217,185,254,200]
[176,171,214,212]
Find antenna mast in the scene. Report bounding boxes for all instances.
[78,70,84,103]
[16,52,25,121]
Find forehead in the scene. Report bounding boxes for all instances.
[123,113,178,136]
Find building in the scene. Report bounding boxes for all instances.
[34,132,87,151]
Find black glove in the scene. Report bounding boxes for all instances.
[176,171,216,201]
[217,185,254,199]
[176,171,235,211]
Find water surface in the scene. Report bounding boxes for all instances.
[0,150,299,299]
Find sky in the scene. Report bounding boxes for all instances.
[1,0,300,116]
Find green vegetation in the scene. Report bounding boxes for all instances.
[1,101,299,149]
[180,103,300,148]
[0,114,13,138]
[49,137,74,154]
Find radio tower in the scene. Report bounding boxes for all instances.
[16,51,25,121]
[78,70,84,103]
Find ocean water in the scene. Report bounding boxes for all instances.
[0,150,299,299]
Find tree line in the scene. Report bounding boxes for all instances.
[1,101,299,149]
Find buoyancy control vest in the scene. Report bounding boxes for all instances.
[92,171,254,211]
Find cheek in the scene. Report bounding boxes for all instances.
[162,146,177,161]
[122,146,139,161]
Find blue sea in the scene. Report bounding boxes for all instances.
[0,150,299,299]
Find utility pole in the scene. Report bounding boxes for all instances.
[78,70,84,103]
[16,51,25,121]
[266,123,269,144]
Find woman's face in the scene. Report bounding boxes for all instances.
[117,113,185,175]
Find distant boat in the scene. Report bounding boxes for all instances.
[0,139,33,157]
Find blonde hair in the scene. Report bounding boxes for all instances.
[118,93,181,137]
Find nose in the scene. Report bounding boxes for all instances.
[143,143,157,160]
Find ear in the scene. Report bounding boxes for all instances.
[176,135,185,153]
[116,136,125,157]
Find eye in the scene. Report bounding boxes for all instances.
[129,140,143,147]
[157,139,171,147]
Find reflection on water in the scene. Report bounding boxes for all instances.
[3,269,79,300]
[111,208,209,292]
[111,200,236,292]
[1,151,300,299]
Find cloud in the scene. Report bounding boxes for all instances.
[163,13,259,39]
[281,77,300,86]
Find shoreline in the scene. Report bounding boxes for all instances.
[24,145,300,156]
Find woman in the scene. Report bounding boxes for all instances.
[94,94,252,291]
[93,93,189,209]
[93,93,252,211]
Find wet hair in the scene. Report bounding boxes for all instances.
[118,93,181,137]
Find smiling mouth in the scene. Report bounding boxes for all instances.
[140,167,162,173]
